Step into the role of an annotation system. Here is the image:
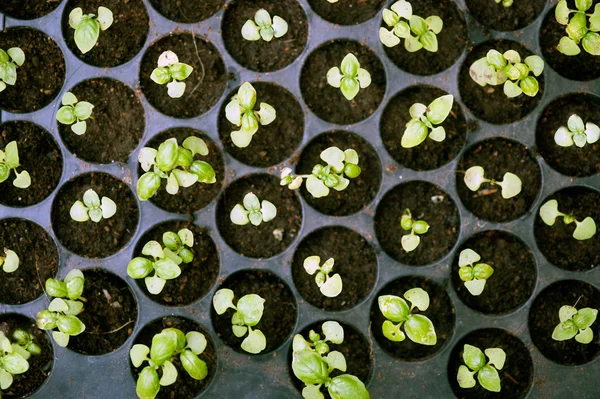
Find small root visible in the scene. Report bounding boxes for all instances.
[190,31,206,95]
[86,320,134,335]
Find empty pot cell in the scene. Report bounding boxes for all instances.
[465,0,547,31]
[307,0,385,25]
[0,0,63,20]
[148,0,225,23]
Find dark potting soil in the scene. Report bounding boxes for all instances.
[369,275,455,361]
[529,280,600,365]
[540,1,600,81]
[534,186,600,271]
[58,78,145,164]
[0,121,63,207]
[0,0,63,20]
[300,39,386,125]
[215,173,302,258]
[148,0,225,23]
[0,27,65,113]
[0,219,58,305]
[218,82,304,167]
[210,269,297,354]
[295,131,381,216]
[374,180,460,266]
[0,314,53,398]
[535,93,600,177]
[291,226,377,311]
[307,0,385,25]
[288,320,372,399]
[447,328,533,399]
[131,317,217,399]
[380,85,466,171]
[458,40,544,125]
[61,0,149,67]
[451,230,536,315]
[382,0,467,76]
[133,220,219,306]
[140,32,227,119]
[457,138,541,223]
[222,0,308,72]
[51,172,139,258]
[139,128,225,214]
[465,0,547,31]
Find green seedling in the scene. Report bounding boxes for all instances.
[327,53,371,101]
[0,141,31,189]
[555,0,600,56]
[0,331,35,396]
[554,114,600,147]
[0,47,25,92]
[69,188,117,223]
[400,208,430,252]
[11,330,41,358]
[68,7,113,54]
[495,0,514,7]
[457,344,506,392]
[464,166,522,199]
[0,248,19,273]
[539,199,597,240]
[242,9,288,42]
[552,300,598,344]
[401,94,454,148]
[303,256,343,298]
[150,51,193,99]
[458,249,494,296]
[230,192,277,226]
[56,92,94,135]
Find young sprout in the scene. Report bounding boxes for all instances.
[0,331,30,395]
[457,344,506,392]
[225,82,276,148]
[230,192,277,227]
[0,141,31,189]
[464,166,522,199]
[12,330,41,357]
[303,256,343,298]
[137,136,216,201]
[130,328,208,399]
[36,269,86,348]
[292,320,371,399]
[0,248,19,273]
[69,189,117,223]
[212,289,266,354]
[539,199,597,240]
[469,49,544,98]
[68,7,113,54]
[0,47,25,92]
[400,209,430,252]
[554,114,600,147]
[280,147,361,198]
[379,0,443,52]
[242,9,288,42]
[327,53,371,101]
[56,92,94,135]
[378,288,437,345]
[495,0,514,7]
[555,0,600,56]
[458,249,494,296]
[552,301,598,344]
[150,51,194,99]
[401,94,454,148]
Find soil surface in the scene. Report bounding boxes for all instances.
[465,0,547,31]
[448,328,533,399]
[133,220,219,306]
[369,276,455,361]
[0,219,58,304]
[61,0,148,67]
[0,0,63,20]
[307,0,385,25]
[457,138,541,222]
[374,180,460,266]
[300,39,386,125]
[140,32,227,119]
[451,230,536,315]
[58,78,145,164]
[0,121,63,207]
[51,172,139,258]
[0,314,53,398]
[536,92,600,177]
[296,131,381,216]
[292,226,377,311]
[0,27,65,113]
[380,85,467,171]
[210,269,297,354]
[534,186,600,271]
[529,280,600,365]
[139,128,225,213]
[222,0,308,72]
[216,173,302,258]
[131,316,217,399]
[148,0,225,23]
[458,40,544,124]
[218,82,304,167]
[69,268,137,355]
[382,0,467,76]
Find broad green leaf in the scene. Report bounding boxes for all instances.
[2,352,29,374]
[74,18,100,54]
[405,314,437,345]
[69,200,89,222]
[181,350,208,380]
[557,36,581,56]
[241,328,266,354]
[420,31,438,52]
[340,53,359,77]
[56,106,77,125]
[524,55,544,77]
[457,365,476,388]
[71,120,87,135]
[150,330,178,365]
[478,365,501,392]
[559,306,578,323]
[487,50,507,69]
[46,278,68,298]
[74,101,94,120]
[213,288,235,315]
[162,232,181,251]
[340,77,360,101]
[500,172,522,199]
[459,248,480,267]
[378,295,409,322]
[2,62,17,85]
[159,360,177,386]
[404,288,430,311]
[292,350,329,385]
[154,258,181,280]
[136,366,160,399]
[401,233,420,252]
[328,374,369,399]
[186,331,207,355]
[302,384,325,399]
[469,58,491,86]
[567,12,588,41]
[394,20,411,38]
[57,315,85,335]
[379,27,401,47]
[552,320,579,341]
[163,248,183,266]
[485,348,506,370]
[573,217,596,240]
[178,228,194,248]
[62,299,84,316]
[52,331,70,347]
[150,67,171,85]
[382,8,400,26]
[48,298,69,313]
[137,172,161,201]
[555,1,571,25]
[405,34,423,52]
[426,15,443,34]
[464,279,487,296]
[324,351,347,372]
[575,0,593,12]
[36,310,58,330]
[427,94,453,125]
[320,274,343,298]
[473,263,494,280]
[573,308,598,329]
[261,200,277,222]
[575,327,593,344]
[190,160,216,183]
[459,266,474,282]
[322,321,344,344]
[11,343,30,360]
[237,294,265,326]
[463,344,486,371]
[401,120,428,148]
[590,4,600,31]
[306,175,329,198]
[555,126,574,147]
[237,82,257,110]
[169,63,193,81]
[504,80,523,98]
[583,32,600,55]
[464,166,486,191]
[156,139,179,172]
[88,207,102,223]
[4,141,19,169]
[145,275,166,295]
[130,344,150,367]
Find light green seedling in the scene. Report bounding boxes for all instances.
[400,208,430,252]
[11,330,41,358]
[68,7,113,54]
[552,302,598,344]
[69,188,117,223]
[539,199,597,240]
[378,288,437,345]
[555,0,600,56]
[554,114,600,147]
[457,344,506,392]
[0,331,31,395]
[0,141,31,189]
[303,256,343,298]
[0,248,19,273]
[0,47,25,92]
[464,166,522,199]
[458,249,494,296]
[56,92,94,135]
[150,51,194,99]
[230,192,277,226]
[212,289,267,354]
[242,9,288,42]
[495,0,514,7]
[327,53,371,101]
[402,94,454,148]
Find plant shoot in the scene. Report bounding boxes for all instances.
[555,0,600,56]
[150,51,194,99]
[400,208,430,252]
[464,166,522,199]
[0,47,25,92]
[56,92,94,135]
[303,256,343,298]
[230,192,277,226]
[552,301,598,344]
[379,1,443,52]
[69,189,117,223]
[327,53,371,101]
[402,94,454,148]
[457,344,506,392]
[242,9,288,42]
[458,249,494,296]
[69,7,113,54]
[539,199,597,240]
[554,114,600,147]
[0,141,31,189]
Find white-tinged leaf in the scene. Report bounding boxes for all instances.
[303,256,321,275]
[485,348,506,370]
[401,234,420,252]
[500,172,522,199]
[241,329,266,354]
[272,16,288,38]
[379,27,401,47]
[101,197,117,219]
[320,147,345,172]
[320,274,343,297]
[404,287,430,311]
[97,6,114,31]
[391,0,412,19]
[554,126,574,147]
[573,217,597,240]
[157,50,178,67]
[237,82,257,110]
[322,321,344,344]
[504,80,523,98]
[306,175,329,198]
[568,114,585,133]
[464,166,486,191]
[257,102,276,125]
[159,360,178,386]
[213,289,236,314]
[230,204,249,225]
[409,103,427,119]
[231,129,254,148]
[130,344,150,367]
[62,91,77,105]
[464,279,486,296]
[145,275,167,295]
[524,55,544,77]
[69,200,89,222]
[186,332,207,355]
[68,7,83,29]
[49,298,69,313]
[356,68,371,88]
[261,200,277,222]
[232,325,248,338]
[575,327,594,344]
[166,173,179,195]
[12,170,30,189]
[559,305,578,323]
[426,15,443,34]
[167,81,186,98]
[459,248,480,267]
[71,121,87,135]
[326,67,342,88]
[457,365,476,388]
[586,122,600,144]
[52,331,70,347]
[241,20,261,41]
[2,249,19,273]
[324,351,347,372]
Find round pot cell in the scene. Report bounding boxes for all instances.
[465,0,547,31]
[307,0,385,25]
[0,0,63,20]
[148,0,225,23]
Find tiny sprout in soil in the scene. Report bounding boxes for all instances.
[303,256,343,298]
[457,344,506,392]
[552,299,598,344]
[69,188,117,223]
[400,208,430,252]
[0,248,19,273]
[292,320,370,399]
[401,94,454,148]
[128,229,195,295]
[554,114,600,147]
[150,51,194,99]
[242,9,288,42]
[495,0,513,7]
[68,7,113,54]
[130,328,209,399]
[378,288,437,345]
[0,329,41,395]
[555,0,600,56]
[212,289,266,354]
[539,199,597,240]
[327,53,372,101]
[379,0,443,53]
[464,166,522,199]
[0,141,31,189]
[458,249,494,296]
[56,92,94,135]
[230,192,277,226]
[0,47,24,92]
